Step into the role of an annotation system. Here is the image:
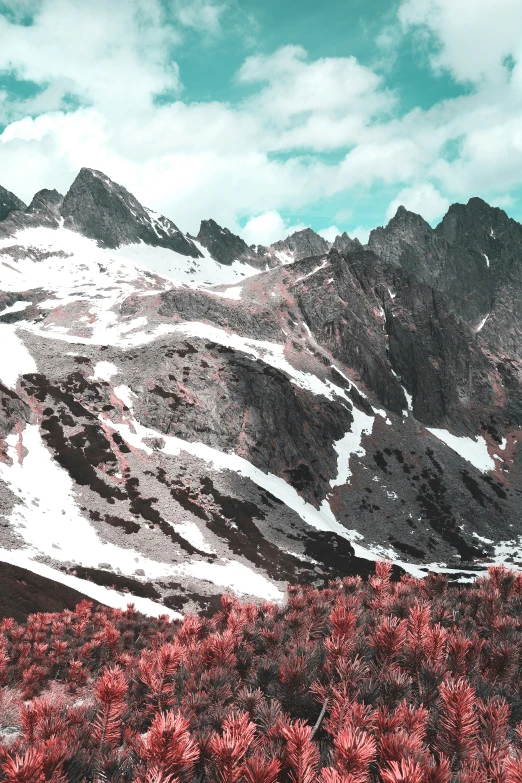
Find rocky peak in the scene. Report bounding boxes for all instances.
[436,197,509,246]
[0,185,26,222]
[271,227,330,262]
[27,188,63,213]
[196,219,266,268]
[0,188,64,235]
[61,168,201,257]
[25,189,64,228]
[368,205,447,283]
[332,232,362,254]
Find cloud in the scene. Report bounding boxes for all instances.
[347,226,372,244]
[241,211,307,246]
[0,0,181,123]
[1,0,522,242]
[385,182,450,221]
[0,5,397,233]
[317,226,341,243]
[399,0,522,84]
[238,45,396,152]
[173,0,227,35]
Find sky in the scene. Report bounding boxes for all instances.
[0,0,521,245]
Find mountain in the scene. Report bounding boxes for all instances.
[0,185,26,222]
[195,220,349,269]
[0,168,521,618]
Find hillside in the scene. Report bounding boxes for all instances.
[0,565,522,782]
[0,169,521,616]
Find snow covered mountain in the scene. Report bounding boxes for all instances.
[1,168,521,619]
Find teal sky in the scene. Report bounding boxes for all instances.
[0,0,521,244]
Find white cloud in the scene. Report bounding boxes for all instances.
[399,0,522,84]
[317,225,341,243]
[1,0,522,241]
[347,226,372,244]
[0,0,181,122]
[241,211,307,246]
[489,194,515,209]
[238,45,396,152]
[385,182,450,221]
[173,0,227,34]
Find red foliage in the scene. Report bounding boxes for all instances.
[436,677,479,767]
[0,564,522,782]
[137,710,199,781]
[93,665,128,750]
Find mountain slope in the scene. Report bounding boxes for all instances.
[0,171,521,616]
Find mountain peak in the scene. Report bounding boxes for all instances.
[332,232,363,254]
[390,204,432,229]
[61,168,201,256]
[196,218,266,268]
[436,196,508,245]
[271,227,330,261]
[0,184,26,222]
[26,188,63,215]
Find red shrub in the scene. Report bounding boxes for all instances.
[0,563,521,782]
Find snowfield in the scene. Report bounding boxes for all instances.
[0,325,37,388]
[426,428,495,472]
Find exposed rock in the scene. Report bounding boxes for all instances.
[1,168,522,613]
[61,168,202,256]
[271,227,330,262]
[332,232,362,254]
[0,185,26,222]
[196,219,267,269]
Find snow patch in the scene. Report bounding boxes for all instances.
[476,314,489,332]
[472,532,493,544]
[0,425,176,579]
[113,385,135,410]
[483,253,490,268]
[178,560,283,601]
[0,549,181,619]
[169,521,215,554]
[111,240,260,288]
[0,326,37,388]
[91,361,118,383]
[206,284,243,301]
[426,428,495,472]
[0,300,30,316]
[329,408,375,488]
[492,537,522,564]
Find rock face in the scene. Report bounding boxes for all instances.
[61,168,202,255]
[332,232,362,254]
[196,221,335,270]
[196,219,266,268]
[0,185,26,222]
[271,227,330,262]
[1,170,522,615]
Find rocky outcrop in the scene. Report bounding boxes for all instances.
[196,219,266,268]
[61,168,202,256]
[0,185,26,222]
[271,227,330,262]
[292,250,406,415]
[196,223,334,270]
[2,168,522,612]
[0,382,31,441]
[332,232,362,254]
[368,206,447,283]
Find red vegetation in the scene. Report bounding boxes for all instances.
[1,563,522,782]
